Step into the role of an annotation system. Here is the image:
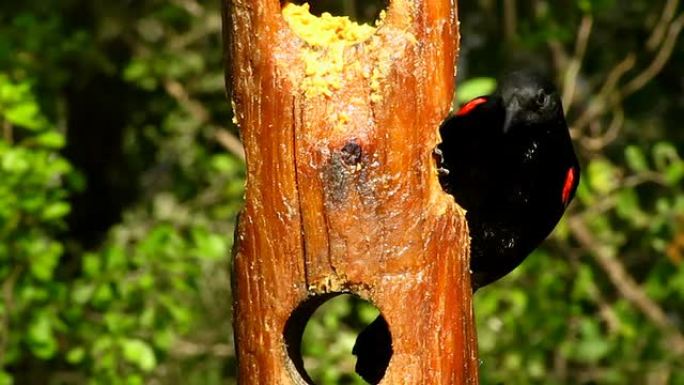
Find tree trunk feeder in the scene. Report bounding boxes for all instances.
[223,0,479,383]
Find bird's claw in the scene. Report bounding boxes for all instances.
[433,148,450,175]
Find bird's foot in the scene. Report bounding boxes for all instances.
[433,148,450,176]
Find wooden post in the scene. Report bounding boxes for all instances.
[223,0,478,383]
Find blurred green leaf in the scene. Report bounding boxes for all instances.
[615,189,647,227]
[27,313,58,359]
[574,320,611,363]
[28,241,62,281]
[0,371,12,385]
[34,131,66,149]
[82,252,101,278]
[624,146,648,172]
[456,77,497,104]
[122,339,157,372]
[41,201,70,220]
[192,228,228,260]
[66,347,86,364]
[1,149,30,173]
[587,159,618,194]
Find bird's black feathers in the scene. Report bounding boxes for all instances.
[440,70,579,288]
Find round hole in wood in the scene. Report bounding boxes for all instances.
[284,293,392,384]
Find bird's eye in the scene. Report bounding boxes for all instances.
[536,90,549,107]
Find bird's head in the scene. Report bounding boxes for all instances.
[498,71,563,134]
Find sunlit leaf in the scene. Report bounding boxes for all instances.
[27,313,58,359]
[587,159,618,194]
[121,338,157,372]
[66,347,85,364]
[456,77,497,104]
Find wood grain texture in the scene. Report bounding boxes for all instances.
[223,0,479,383]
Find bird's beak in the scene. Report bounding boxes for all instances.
[503,97,521,133]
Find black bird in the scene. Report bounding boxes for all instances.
[439,71,580,289]
[352,71,580,383]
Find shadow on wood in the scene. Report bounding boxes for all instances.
[223,0,478,383]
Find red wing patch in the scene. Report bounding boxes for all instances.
[562,167,577,205]
[456,97,488,116]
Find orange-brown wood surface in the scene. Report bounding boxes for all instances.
[223,0,478,383]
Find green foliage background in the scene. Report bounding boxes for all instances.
[1,0,683,384]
